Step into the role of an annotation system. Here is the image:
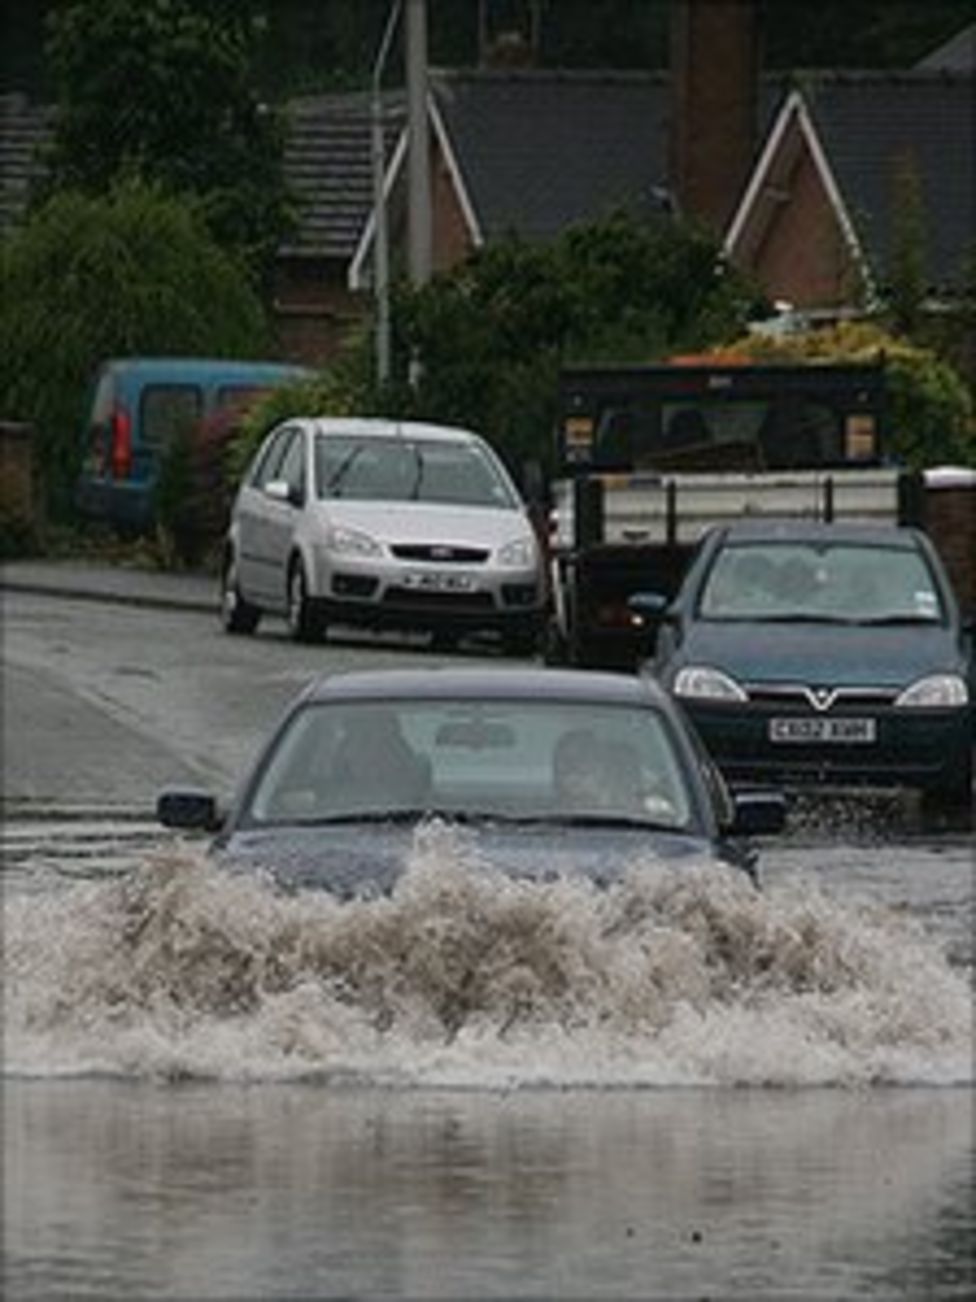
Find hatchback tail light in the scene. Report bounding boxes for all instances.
[109,406,132,479]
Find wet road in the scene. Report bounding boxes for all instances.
[3,588,973,1299]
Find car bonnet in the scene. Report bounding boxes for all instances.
[677,618,964,688]
[218,819,718,898]
[311,497,529,548]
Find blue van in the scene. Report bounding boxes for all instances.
[75,357,312,532]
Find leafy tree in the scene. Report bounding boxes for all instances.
[41,0,293,288]
[712,322,975,469]
[0,180,272,518]
[887,152,928,338]
[376,212,761,474]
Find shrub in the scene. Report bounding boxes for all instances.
[712,322,975,469]
[0,180,271,520]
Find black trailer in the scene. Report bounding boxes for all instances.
[544,359,921,668]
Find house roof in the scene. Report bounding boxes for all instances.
[0,89,406,264]
[2,68,972,297]
[916,23,974,71]
[280,92,404,260]
[0,93,52,234]
[429,69,672,241]
[796,72,974,290]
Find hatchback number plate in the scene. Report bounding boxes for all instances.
[404,571,475,592]
[769,717,876,744]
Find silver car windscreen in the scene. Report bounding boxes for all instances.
[313,436,518,508]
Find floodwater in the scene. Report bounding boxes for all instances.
[3,808,974,1300]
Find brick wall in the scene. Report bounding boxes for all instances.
[669,0,759,233]
[0,421,40,541]
[924,474,976,617]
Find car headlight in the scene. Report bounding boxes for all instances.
[894,674,969,708]
[673,665,748,702]
[497,536,535,567]
[327,525,382,557]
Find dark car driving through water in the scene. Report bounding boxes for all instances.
[631,519,975,814]
[157,667,785,894]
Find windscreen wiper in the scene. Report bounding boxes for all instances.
[855,614,940,626]
[326,444,366,496]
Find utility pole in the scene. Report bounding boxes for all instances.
[371,0,401,387]
[405,0,431,288]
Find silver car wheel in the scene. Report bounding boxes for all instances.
[221,554,260,635]
[287,561,325,643]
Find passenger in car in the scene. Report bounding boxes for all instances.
[328,710,432,809]
[552,732,641,812]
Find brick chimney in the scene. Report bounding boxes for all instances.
[669,0,759,234]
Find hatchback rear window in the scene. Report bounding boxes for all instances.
[141,385,203,447]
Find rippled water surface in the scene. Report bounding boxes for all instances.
[3,813,974,1299]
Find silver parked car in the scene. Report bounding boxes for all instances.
[220,418,546,652]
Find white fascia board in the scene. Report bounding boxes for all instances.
[348,92,483,291]
[348,126,408,291]
[724,88,876,300]
[428,93,483,249]
[723,89,801,254]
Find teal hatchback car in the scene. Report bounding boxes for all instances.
[75,356,311,532]
[633,519,975,813]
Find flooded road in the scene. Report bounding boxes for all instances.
[2,590,973,1298]
[4,811,973,1299]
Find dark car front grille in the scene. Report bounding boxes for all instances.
[390,544,489,564]
[744,683,899,710]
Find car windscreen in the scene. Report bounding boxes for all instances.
[245,698,693,829]
[313,436,517,507]
[698,540,945,623]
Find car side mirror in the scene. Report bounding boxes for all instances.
[730,789,787,836]
[627,591,673,627]
[265,478,302,507]
[157,789,222,832]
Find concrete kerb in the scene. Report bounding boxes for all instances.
[0,560,216,615]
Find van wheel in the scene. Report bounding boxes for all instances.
[287,559,326,643]
[220,554,261,635]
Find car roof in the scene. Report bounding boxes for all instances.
[102,357,310,381]
[713,518,922,548]
[302,665,672,708]
[305,418,483,444]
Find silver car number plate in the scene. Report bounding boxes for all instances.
[769,717,876,744]
[403,571,476,592]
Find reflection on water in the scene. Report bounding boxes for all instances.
[4,1081,974,1300]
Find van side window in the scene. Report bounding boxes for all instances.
[217,385,271,420]
[141,385,203,448]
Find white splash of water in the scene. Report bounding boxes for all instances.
[4,823,971,1086]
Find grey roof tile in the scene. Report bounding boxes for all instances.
[432,69,672,240]
[800,73,975,288]
[280,92,404,259]
[1,71,971,294]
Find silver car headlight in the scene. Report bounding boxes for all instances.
[327,525,383,557]
[673,665,748,703]
[894,674,969,708]
[497,536,536,568]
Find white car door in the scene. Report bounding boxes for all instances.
[235,426,295,603]
[263,428,309,607]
